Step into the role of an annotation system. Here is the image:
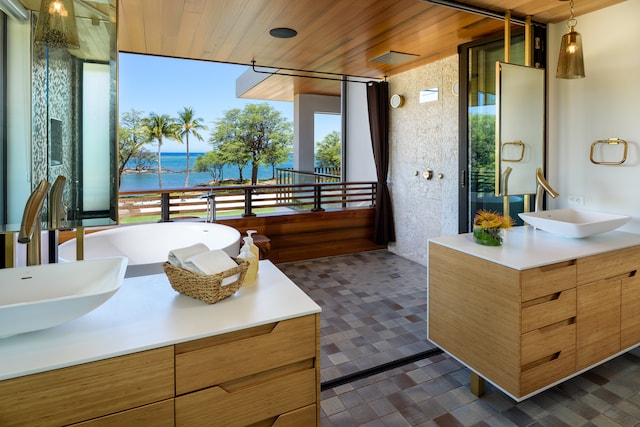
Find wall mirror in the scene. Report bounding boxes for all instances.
[495,62,545,196]
[2,0,117,232]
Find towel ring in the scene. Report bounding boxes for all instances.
[501,140,525,163]
[590,138,627,165]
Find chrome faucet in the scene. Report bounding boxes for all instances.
[18,180,51,265]
[535,168,559,212]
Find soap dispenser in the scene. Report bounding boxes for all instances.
[238,237,258,283]
[246,230,260,272]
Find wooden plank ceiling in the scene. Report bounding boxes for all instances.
[27,0,625,100]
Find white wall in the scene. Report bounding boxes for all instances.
[293,94,341,172]
[548,0,640,233]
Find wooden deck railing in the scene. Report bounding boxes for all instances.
[118,181,376,222]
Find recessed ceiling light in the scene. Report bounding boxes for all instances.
[269,28,298,39]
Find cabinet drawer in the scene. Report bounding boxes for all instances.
[70,399,174,427]
[520,322,576,396]
[175,368,316,427]
[175,314,317,395]
[0,347,175,427]
[521,321,576,367]
[520,345,576,396]
[521,288,576,333]
[521,260,576,301]
[577,245,640,286]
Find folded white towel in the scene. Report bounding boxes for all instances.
[182,249,238,276]
[168,243,209,267]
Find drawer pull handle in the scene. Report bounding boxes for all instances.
[539,260,575,272]
[538,317,575,333]
[606,270,637,282]
[522,292,561,308]
[522,352,560,372]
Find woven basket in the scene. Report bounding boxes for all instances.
[163,258,249,304]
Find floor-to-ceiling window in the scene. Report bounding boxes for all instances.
[458,27,546,232]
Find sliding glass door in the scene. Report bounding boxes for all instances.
[458,28,545,232]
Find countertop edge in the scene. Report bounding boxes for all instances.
[429,227,640,270]
[0,260,321,381]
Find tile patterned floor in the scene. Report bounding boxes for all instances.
[278,249,434,383]
[278,250,640,426]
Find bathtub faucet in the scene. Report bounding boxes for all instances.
[535,168,559,213]
[18,180,51,265]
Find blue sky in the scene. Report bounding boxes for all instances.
[118,53,340,153]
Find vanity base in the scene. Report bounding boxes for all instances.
[428,234,640,401]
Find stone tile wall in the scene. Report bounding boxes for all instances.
[387,56,459,266]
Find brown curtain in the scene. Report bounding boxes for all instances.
[366,81,395,244]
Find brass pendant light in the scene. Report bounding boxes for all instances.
[556,0,585,79]
[34,0,80,49]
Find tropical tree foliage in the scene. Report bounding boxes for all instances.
[176,107,207,187]
[315,130,341,168]
[130,149,156,172]
[210,103,292,185]
[468,113,495,170]
[118,109,147,187]
[194,151,227,184]
[262,132,292,179]
[214,139,251,183]
[141,113,179,188]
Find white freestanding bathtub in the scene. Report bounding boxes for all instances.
[58,222,241,277]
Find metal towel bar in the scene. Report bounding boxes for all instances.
[590,138,627,165]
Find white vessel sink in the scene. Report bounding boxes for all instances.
[519,208,631,238]
[0,257,127,338]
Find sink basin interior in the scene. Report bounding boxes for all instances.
[519,208,631,238]
[0,257,127,338]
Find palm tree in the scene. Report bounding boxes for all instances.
[142,113,178,188]
[176,107,207,187]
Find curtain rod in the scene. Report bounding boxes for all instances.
[422,0,531,26]
[251,61,380,84]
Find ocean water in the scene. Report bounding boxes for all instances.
[120,152,293,191]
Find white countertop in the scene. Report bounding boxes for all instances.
[0,260,321,381]
[429,226,640,270]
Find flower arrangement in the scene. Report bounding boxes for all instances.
[472,210,514,246]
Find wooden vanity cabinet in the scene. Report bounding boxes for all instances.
[576,246,640,369]
[429,242,640,400]
[0,314,320,426]
[0,347,175,426]
[576,277,621,369]
[174,314,320,427]
[621,274,640,348]
[429,244,577,398]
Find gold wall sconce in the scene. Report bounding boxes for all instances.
[556,0,585,79]
[34,0,80,49]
